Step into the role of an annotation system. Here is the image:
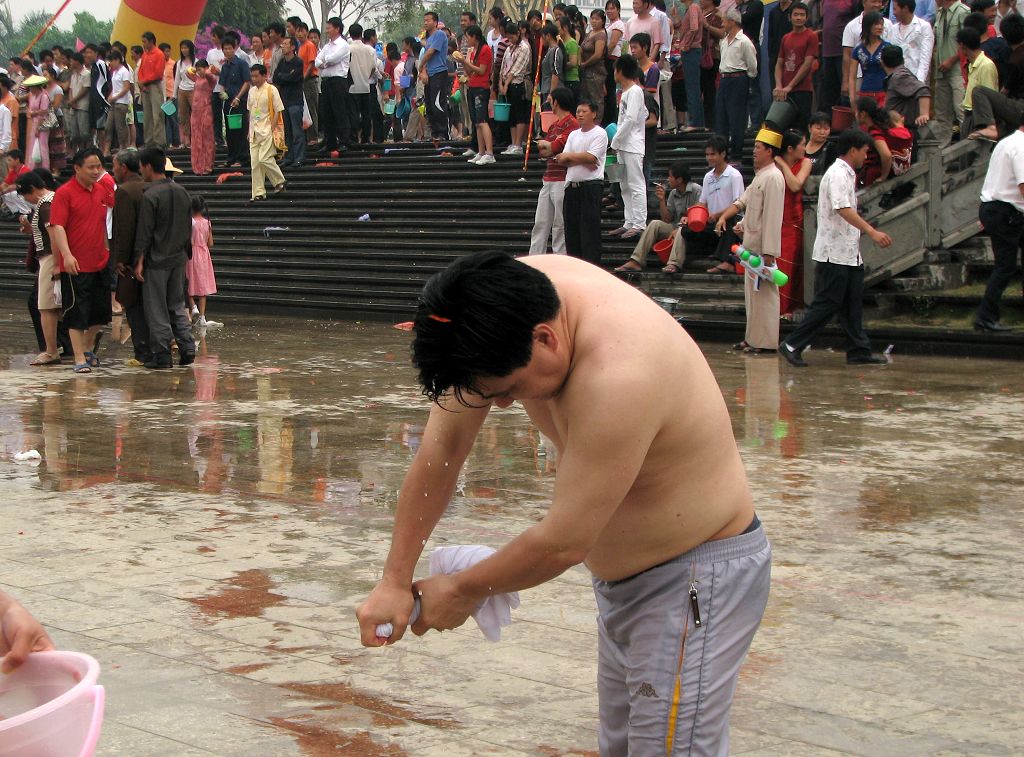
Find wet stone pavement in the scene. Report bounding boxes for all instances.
[0,305,1022,756]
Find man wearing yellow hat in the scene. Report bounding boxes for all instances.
[714,125,786,352]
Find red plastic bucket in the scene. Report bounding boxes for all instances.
[653,238,673,264]
[831,105,854,132]
[686,204,709,233]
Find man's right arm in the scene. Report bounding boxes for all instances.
[356,398,490,644]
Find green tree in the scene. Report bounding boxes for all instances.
[378,0,467,42]
[199,0,289,37]
[1,11,112,61]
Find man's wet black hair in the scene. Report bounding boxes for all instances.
[412,251,561,404]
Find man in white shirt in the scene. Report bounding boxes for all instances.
[0,102,10,157]
[697,134,747,273]
[558,99,608,265]
[891,0,935,82]
[716,10,758,160]
[105,52,133,152]
[842,0,894,99]
[315,17,352,154]
[779,129,892,367]
[609,55,648,238]
[65,53,91,152]
[626,0,666,60]
[347,23,376,144]
[650,2,673,62]
[207,26,228,145]
[974,118,1024,330]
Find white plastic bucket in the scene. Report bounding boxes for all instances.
[0,651,105,757]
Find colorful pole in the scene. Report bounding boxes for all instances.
[19,0,74,57]
[522,0,550,171]
[110,0,209,58]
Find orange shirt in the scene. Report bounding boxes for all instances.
[1,93,18,146]
[299,40,318,77]
[137,48,166,85]
[164,58,176,97]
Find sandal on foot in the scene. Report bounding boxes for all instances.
[707,263,734,274]
[84,351,100,367]
[73,364,92,374]
[30,352,62,366]
[662,263,681,274]
[732,341,750,351]
[273,182,287,194]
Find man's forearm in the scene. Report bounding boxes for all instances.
[51,225,72,259]
[837,206,876,236]
[453,524,581,602]
[382,455,462,585]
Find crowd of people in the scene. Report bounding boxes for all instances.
[1,0,1022,372]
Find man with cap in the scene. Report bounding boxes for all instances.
[133,146,195,369]
[714,125,787,353]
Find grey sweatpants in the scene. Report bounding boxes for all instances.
[143,263,195,361]
[593,522,771,756]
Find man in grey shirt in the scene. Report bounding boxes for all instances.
[615,159,702,274]
[882,45,932,127]
[133,147,196,369]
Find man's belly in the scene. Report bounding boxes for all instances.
[583,486,755,582]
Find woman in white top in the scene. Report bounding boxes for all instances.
[487,7,507,55]
[175,40,197,148]
[604,0,627,125]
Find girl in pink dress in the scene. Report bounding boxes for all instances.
[187,60,217,175]
[186,196,220,327]
[25,81,51,170]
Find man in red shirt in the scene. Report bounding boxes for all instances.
[49,147,112,372]
[137,32,168,148]
[773,2,819,129]
[530,87,579,254]
[1,149,32,217]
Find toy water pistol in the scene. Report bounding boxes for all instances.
[731,244,789,289]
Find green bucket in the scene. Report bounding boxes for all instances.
[493,96,511,122]
[226,112,244,130]
[160,99,177,116]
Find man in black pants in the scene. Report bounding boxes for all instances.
[420,12,451,144]
[559,99,609,265]
[219,36,251,166]
[133,148,196,369]
[110,148,151,366]
[974,116,1024,331]
[315,17,352,153]
[779,129,892,367]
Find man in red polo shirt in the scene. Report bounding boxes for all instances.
[137,32,168,148]
[49,147,112,373]
[529,87,579,254]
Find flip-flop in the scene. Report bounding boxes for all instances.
[73,364,92,374]
[662,264,681,275]
[84,351,100,368]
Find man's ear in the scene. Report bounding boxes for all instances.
[534,322,558,351]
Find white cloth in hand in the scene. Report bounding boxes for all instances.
[375,544,520,642]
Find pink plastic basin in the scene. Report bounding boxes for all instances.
[0,651,105,757]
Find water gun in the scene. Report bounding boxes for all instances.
[731,244,789,288]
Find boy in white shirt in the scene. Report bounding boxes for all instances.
[609,54,648,239]
[105,52,133,153]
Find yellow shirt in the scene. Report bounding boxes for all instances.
[246,83,284,142]
[964,51,998,111]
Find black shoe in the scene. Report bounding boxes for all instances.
[144,358,172,370]
[847,354,888,365]
[179,353,196,367]
[973,319,1013,332]
[778,342,807,367]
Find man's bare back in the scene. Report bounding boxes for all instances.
[517,255,754,580]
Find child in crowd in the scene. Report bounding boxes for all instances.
[609,54,648,240]
[187,196,221,329]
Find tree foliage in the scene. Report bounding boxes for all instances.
[1,11,113,62]
[198,0,289,38]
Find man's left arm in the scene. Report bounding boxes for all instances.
[411,370,658,633]
[917,25,935,83]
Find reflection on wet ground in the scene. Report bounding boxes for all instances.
[0,306,1022,755]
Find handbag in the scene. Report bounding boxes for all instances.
[266,86,288,158]
[115,272,139,309]
[40,107,59,131]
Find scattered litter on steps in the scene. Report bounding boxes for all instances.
[14,450,41,462]
[262,227,289,237]
[357,214,371,221]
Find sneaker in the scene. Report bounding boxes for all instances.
[462,148,477,157]
[503,144,523,155]
[190,304,199,318]
[475,154,497,165]
[468,153,484,164]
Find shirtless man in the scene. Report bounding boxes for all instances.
[356,251,771,755]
